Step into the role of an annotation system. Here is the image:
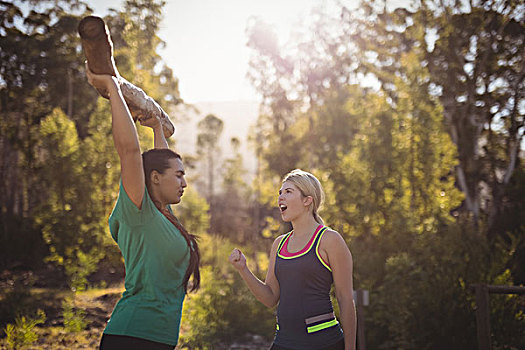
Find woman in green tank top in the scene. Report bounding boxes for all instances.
[85,64,200,350]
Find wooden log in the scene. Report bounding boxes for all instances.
[78,16,117,92]
[486,285,525,295]
[78,16,175,138]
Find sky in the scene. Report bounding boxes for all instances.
[87,0,330,103]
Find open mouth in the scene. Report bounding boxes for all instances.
[279,204,287,212]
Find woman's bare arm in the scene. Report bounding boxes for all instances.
[229,236,283,308]
[139,116,169,149]
[86,65,144,208]
[322,230,357,350]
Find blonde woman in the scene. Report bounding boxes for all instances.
[229,169,356,350]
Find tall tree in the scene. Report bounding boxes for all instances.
[245,1,525,348]
[347,0,524,236]
[0,0,183,280]
[0,0,94,268]
[213,137,253,243]
[196,114,224,205]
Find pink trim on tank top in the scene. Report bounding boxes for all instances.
[280,224,323,257]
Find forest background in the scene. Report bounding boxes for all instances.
[0,0,524,349]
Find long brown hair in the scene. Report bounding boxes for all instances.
[142,148,200,293]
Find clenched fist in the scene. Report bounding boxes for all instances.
[229,248,247,271]
[85,61,118,98]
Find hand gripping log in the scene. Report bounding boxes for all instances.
[78,16,175,138]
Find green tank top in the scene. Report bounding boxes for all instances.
[105,180,189,346]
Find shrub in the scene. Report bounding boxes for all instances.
[179,266,274,348]
[62,298,87,332]
[4,309,46,349]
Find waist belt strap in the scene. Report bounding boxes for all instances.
[305,312,338,334]
[305,311,335,325]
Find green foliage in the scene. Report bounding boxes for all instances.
[0,0,184,290]
[365,223,525,349]
[213,137,259,244]
[0,0,182,275]
[65,248,106,292]
[62,298,87,332]
[222,137,247,191]
[246,2,525,349]
[0,0,523,347]
[354,0,524,235]
[179,266,274,348]
[174,187,210,236]
[179,233,274,347]
[106,0,181,113]
[34,108,109,291]
[196,113,225,206]
[4,309,46,350]
[197,114,225,153]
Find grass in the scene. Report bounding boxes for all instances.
[0,282,271,349]
[0,285,122,350]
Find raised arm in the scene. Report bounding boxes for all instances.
[85,64,144,208]
[139,116,169,149]
[322,230,357,350]
[229,236,283,308]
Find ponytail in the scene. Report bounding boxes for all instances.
[159,207,200,293]
[313,211,324,225]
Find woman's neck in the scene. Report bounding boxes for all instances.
[291,213,320,238]
[151,198,168,212]
[150,187,168,209]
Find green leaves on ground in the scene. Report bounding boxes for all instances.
[4,310,46,350]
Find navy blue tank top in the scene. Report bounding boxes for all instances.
[274,225,344,349]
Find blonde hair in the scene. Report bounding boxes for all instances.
[282,169,325,225]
